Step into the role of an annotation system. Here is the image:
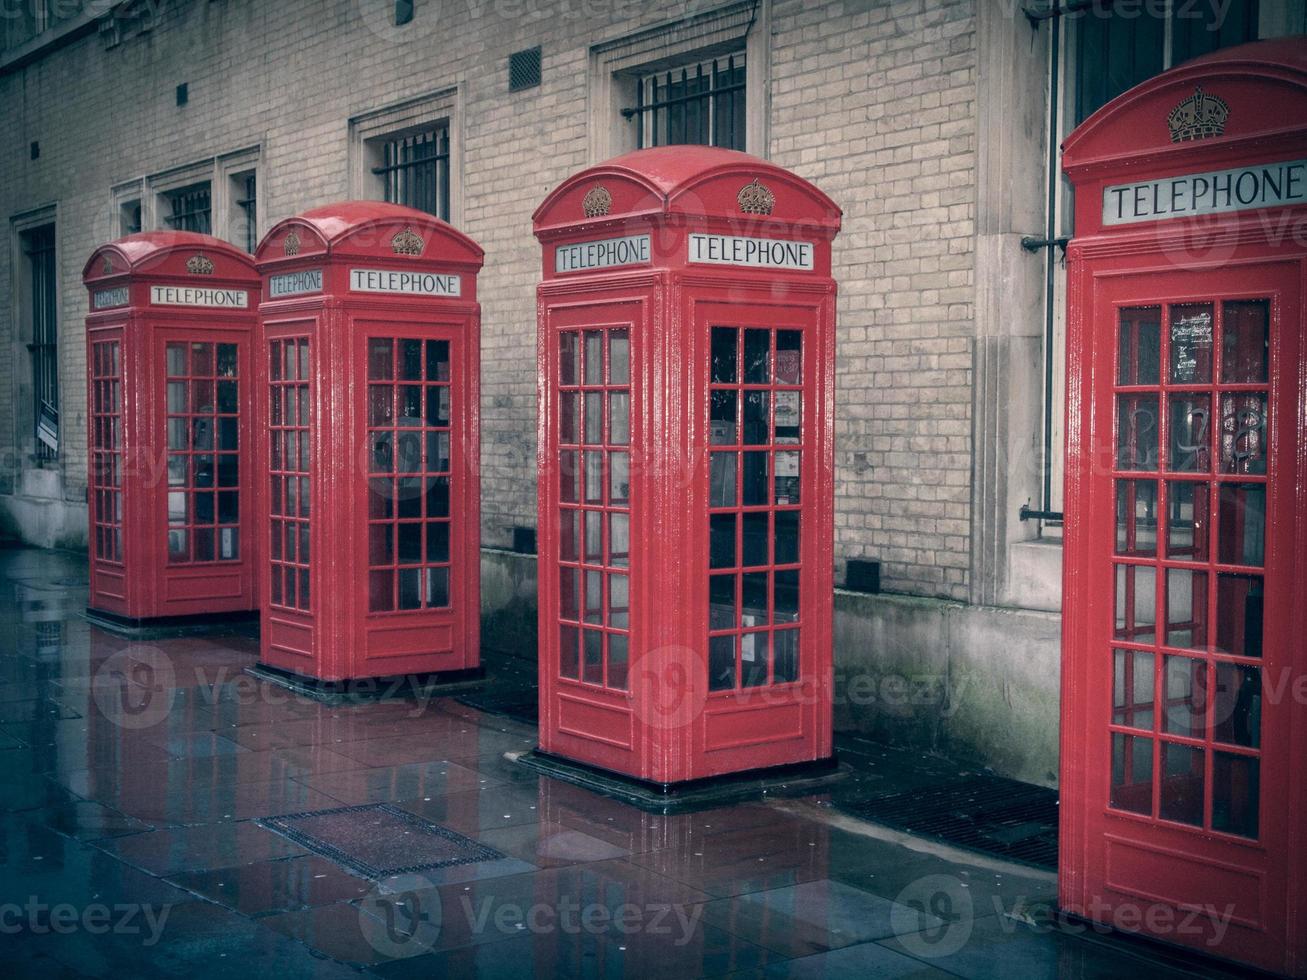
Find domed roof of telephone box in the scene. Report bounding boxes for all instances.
[256,201,484,268]
[83,231,257,284]
[533,146,842,238]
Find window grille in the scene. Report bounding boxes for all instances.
[373,126,450,219]
[24,226,58,459]
[624,54,746,151]
[163,183,212,234]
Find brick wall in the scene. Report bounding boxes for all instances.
[0,0,977,600]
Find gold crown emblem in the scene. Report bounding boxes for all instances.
[737,179,775,215]
[1167,87,1229,143]
[582,186,612,218]
[186,254,215,275]
[102,257,114,275]
[284,230,300,256]
[391,226,424,256]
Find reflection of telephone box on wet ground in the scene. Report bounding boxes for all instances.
[532,147,841,787]
[1060,40,1307,976]
[252,203,484,684]
[82,233,260,626]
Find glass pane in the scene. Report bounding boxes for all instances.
[399,340,422,381]
[427,432,450,472]
[426,386,450,427]
[742,512,768,568]
[608,634,629,691]
[774,629,799,683]
[774,392,801,444]
[427,339,450,381]
[167,381,187,413]
[584,331,603,385]
[1117,394,1159,471]
[741,632,769,687]
[709,635,735,691]
[1159,742,1204,827]
[741,572,767,628]
[1166,568,1209,651]
[1114,479,1157,556]
[775,569,799,623]
[1220,393,1267,475]
[1216,573,1263,658]
[560,625,580,679]
[609,330,629,385]
[710,453,737,508]
[1213,663,1260,749]
[710,391,737,444]
[743,329,770,383]
[368,523,393,565]
[776,331,802,384]
[742,452,768,506]
[584,510,602,564]
[775,452,800,504]
[743,392,769,445]
[559,332,579,386]
[192,343,213,377]
[710,574,736,630]
[775,511,800,565]
[1110,733,1153,815]
[609,513,629,568]
[1165,481,1208,561]
[398,522,421,564]
[583,630,603,684]
[1163,656,1206,737]
[1114,564,1156,643]
[609,393,629,445]
[559,566,579,621]
[711,327,737,383]
[584,392,603,444]
[584,570,603,625]
[426,566,450,607]
[710,514,736,569]
[167,343,187,376]
[608,573,629,629]
[368,339,393,380]
[1217,483,1265,567]
[1113,650,1154,729]
[1212,753,1259,838]
[610,452,630,505]
[559,509,578,562]
[584,452,603,504]
[368,571,392,611]
[1168,303,1213,384]
[559,451,579,503]
[396,568,418,608]
[1167,395,1210,472]
[1118,307,1160,385]
[1221,299,1269,384]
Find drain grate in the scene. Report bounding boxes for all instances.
[843,773,1058,869]
[258,803,505,879]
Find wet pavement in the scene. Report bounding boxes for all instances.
[0,548,1246,978]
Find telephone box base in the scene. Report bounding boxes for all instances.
[85,606,259,639]
[510,748,845,814]
[244,662,486,705]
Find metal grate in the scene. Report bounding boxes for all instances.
[624,54,746,151]
[509,46,541,92]
[844,773,1059,869]
[24,225,58,459]
[259,803,504,880]
[235,172,257,253]
[163,182,212,234]
[373,126,450,219]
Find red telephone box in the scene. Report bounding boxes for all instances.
[252,203,483,683]
[1060,40,1307,975]
[531,147,841,786]
[82,232,260,626]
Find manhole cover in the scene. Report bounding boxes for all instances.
[258,803,504,879]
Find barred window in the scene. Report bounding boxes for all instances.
[163,182,212,234]
[23,225,58,459]
[625,54,746,151]
[373,125,450,219]
[234,171,257,253]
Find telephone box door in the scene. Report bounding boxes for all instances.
[1066,260,1301,969]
